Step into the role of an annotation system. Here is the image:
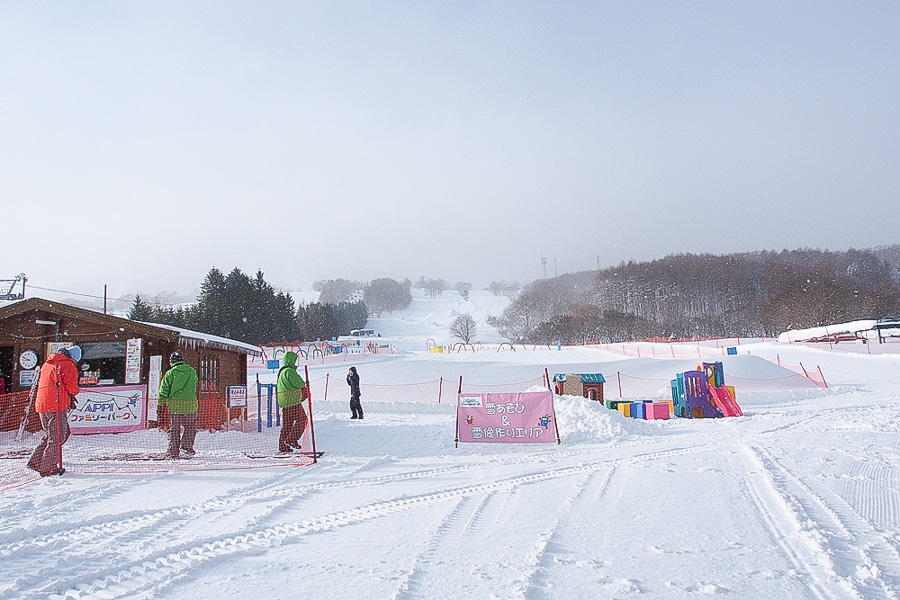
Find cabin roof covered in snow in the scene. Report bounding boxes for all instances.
[0,297,261,356]
[138,322,263,356]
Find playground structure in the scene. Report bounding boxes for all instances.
[599,361,742,422]
[671,361,742,419]
[552,373,605,402]
[605,398,672,420]
[257,339,389,367]
[452,342,475,352]
[552,371,671,420]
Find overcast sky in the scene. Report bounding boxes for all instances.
[1,1,898,302]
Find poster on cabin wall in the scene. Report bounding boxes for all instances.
[46,341,73,356]
[147,355,162,421]
[125,338,142,384]
[69,384,147,434]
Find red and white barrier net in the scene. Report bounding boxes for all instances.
[0,356,825,491]
[612,371,822,400]
[0,390,317,492]
[300,374,546,405]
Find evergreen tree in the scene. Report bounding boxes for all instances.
[195,268,227,335]
[272,291,299,342]
[128,295,155,322]
[295,300,368,341]
[222,268,254,342]
[153,304,190,328]
[136,267,301,345]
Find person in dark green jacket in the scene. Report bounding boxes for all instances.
[276,351,308,453]
[158,351,199,458]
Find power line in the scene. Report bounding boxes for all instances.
[26,284,187,310]
[28,284,105,300]
[26,284,132,309]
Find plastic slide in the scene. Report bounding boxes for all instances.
[708,386,743,417]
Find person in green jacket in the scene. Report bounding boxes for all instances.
[158,351,199,459]
[276,351,308,453]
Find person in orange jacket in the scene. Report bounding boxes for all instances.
[27,345,81,477]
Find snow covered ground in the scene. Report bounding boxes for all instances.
[3,290,900,599]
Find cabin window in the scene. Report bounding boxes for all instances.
[200,356,219,392]
[79,341,126,386]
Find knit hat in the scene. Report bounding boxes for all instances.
[63,345,82,362]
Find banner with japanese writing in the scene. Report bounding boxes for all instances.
[457,390,557,444]
[69,385,147,434]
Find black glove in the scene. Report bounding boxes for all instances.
[69,395,78,410]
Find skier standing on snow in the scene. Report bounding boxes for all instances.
[347,366,363,419]
[27,345,81,477]
[276,351,308,453]
[158,351,199,459]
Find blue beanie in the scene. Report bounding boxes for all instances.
[63,345,82,362]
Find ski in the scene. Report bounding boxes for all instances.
[0,448,32,459]
[88,452,173,461]
[242,451,324,459]
[15,365,40,442]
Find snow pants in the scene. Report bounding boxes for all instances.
[279,404,308,452]
[167,412,198,457]
[27,410,70,476]
[350,395,363,419]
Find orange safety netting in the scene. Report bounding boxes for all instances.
[299,375,548,405]
[2,354,829,491]
[1,389,317,492]
[611,369,823,399]
[773,356,828,388]
[600,343,740,360]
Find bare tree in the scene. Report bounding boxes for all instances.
[315,279,365,303]
[364,278,412,317]
[450,314,477,343]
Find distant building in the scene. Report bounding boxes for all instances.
[552,373,605,402]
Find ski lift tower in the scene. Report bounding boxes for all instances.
[0,273,27,300]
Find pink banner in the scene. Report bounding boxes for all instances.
[457,391,557,444]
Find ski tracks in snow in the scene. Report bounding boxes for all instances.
[3,443,707,600]
[389,468,617,600]
[744,444,900,600]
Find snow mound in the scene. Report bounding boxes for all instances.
[554,394,633,444]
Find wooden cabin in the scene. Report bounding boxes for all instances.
[0,298,262,432]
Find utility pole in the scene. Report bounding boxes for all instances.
[541,253,548,279]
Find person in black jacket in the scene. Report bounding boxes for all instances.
[346,366,363,419]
